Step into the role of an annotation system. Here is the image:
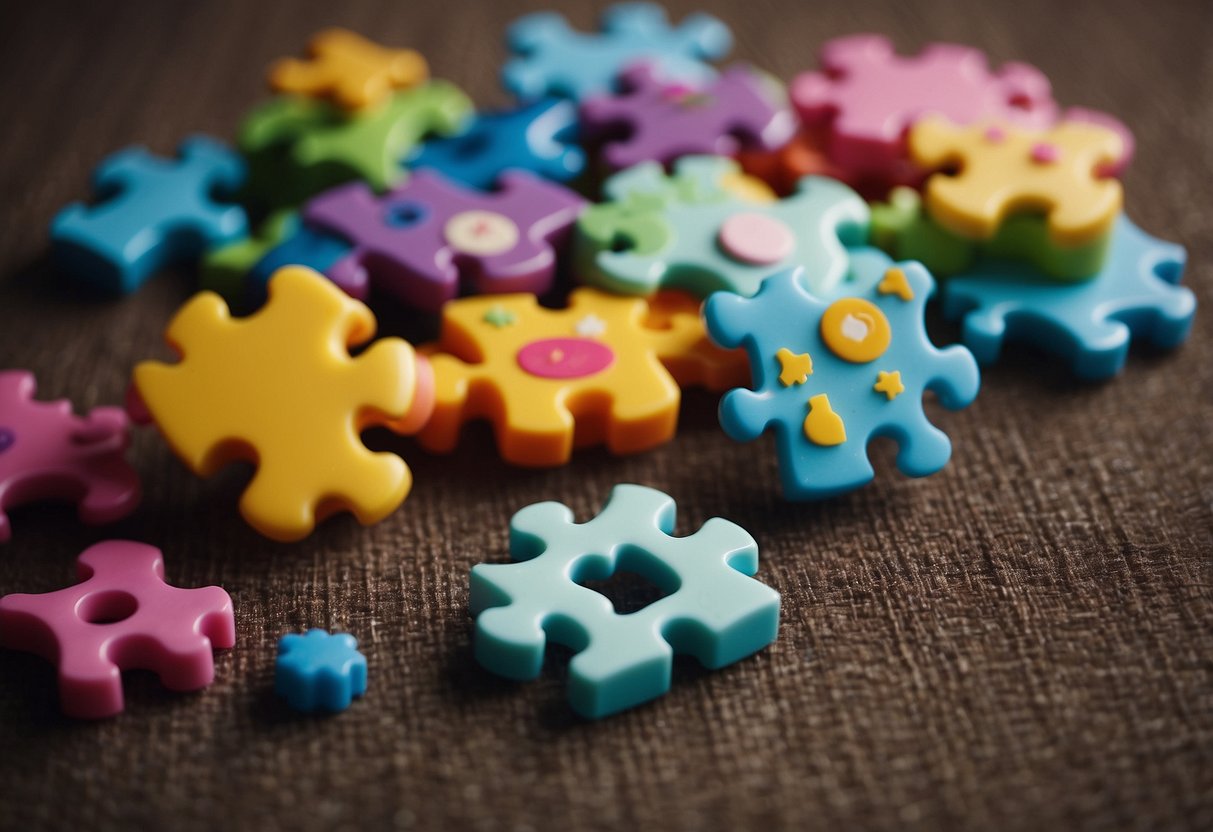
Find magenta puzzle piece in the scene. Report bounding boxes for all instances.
[302,170,588,312]
[580,63,795,171]
[0,540,235,718]
[0,370,141,542]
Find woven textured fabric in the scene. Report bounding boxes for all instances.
[0,1,1209,829]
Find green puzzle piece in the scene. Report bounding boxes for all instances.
[239,81,473,208]
[199,210,297,301]
[870,187,1110,281]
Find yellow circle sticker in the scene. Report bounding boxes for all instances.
[819,298,891,363]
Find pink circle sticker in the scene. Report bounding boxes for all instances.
[717,212,795,265]
[516,338,615,380]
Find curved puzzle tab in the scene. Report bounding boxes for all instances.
[470,484,780,718]
[270,28,428,111]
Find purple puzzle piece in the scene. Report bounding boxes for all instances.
[0,371,141,542]
[302,170,588,312]
[580,63,796,171]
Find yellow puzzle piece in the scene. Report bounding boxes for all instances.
[417,289,748,467]
[908,116,1125,247]
[270,28,428,111]
[131,267,430,542]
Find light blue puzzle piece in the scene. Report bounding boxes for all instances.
[52,135,248,296]
[503,2,731,101]
[407,97,585,189]
[275,629,367,714]
[941,216,1195,381]
[575,155,870,298]
[705,263,980,500]
[470,484,780,719]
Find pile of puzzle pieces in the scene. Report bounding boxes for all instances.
[0,4,1196,721]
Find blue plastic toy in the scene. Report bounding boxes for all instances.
[941,216,1195,381]
[275,629,367,714]
[503,2,732,101]
[407,97,585,190]
[470,484,780,719]
[705,263,980,500]
[52,135,248,296]
[249,218,350,298]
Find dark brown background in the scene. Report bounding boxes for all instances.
[0,1,1210,830]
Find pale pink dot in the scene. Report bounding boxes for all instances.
[984,126,1006,143]
[1031,142,1060,164]
[718,212,795,266]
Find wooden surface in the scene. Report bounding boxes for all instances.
[0,1,1210,830]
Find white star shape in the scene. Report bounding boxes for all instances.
[574,314,607,337]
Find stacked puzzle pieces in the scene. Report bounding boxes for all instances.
[0,4,1196,720]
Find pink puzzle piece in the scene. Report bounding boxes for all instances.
[792,34,1058,182]
[0,540,235,719]
[580,62,796,170]
[0,370,141,542]
[302,170,587,312]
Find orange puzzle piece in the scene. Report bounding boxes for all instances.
[270,28,428,111]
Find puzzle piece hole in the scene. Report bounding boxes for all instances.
[77,590,138,625]
[574,545,681,615]
[383,200,429,228]
[1153,257,1183,285]
[450,132,492,158]
[0,427,14,453]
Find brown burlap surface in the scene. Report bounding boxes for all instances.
[0,1,1209,829]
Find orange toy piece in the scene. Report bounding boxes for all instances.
[908,116,1124,246]
[417,289,747,467]
[270,28,428,111]
[736,127,844,196]
[131,266,433,542]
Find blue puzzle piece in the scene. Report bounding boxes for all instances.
[503,2,731,101]
[407,97,585,189]
[275,629,367,714]
[941,216,1196,381]
[705,263,980,500]
[470,484,780,719]
[249,219,351,299]
[52,135,248,296]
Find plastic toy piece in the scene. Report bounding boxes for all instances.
[871,187,1109,280]
[0,371,140,542]
[275,629,367,713]
[470,484,780,718]
[575,154,869,298]
[705,263,979,500]
[736,126,850,196]
[239,81,472,207]
[200,210,299,302]
[0,540,234,719]
[909,117,1125,246]
[792,34,1057,183]
[503,2,731,101]
[580,63,795,171]
[51,136,248,296]
[417,288,747,467]
[303,170,586,311]
[941,216,1195,380]
[130,266,432,542]
[407,97,585,189]
[270,28,428,112]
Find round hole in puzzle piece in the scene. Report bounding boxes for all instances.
[444,210,519,256]
[820,298,891,364]
[77,589,139,625]
[717,212,794,266]
[384,200,429,228]
[0,427,14,454]
[517,338,616,380]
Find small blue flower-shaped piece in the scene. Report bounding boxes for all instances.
[275,629,367,713]
[705,262,980,500]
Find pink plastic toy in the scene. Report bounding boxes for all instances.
[0,370,141,542]
[0,540,235,718]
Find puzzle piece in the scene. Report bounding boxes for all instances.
[941,216,1195,380]
[470,484,780,718]
[579,63,795,170]
[303,170,586,311]
[792,34,1057,183]
[240,81,472,207]
[275,629,367,713]
[575,154,869,298]
[0,371,140,542]
[909,117,1125,246]
[417,288,747,466]
[0,540,234,719]
[736,126,849,196]
[503,2,731,101]
[407,97,585,189]
[130,266,432,541]
[270,28,428,111]
[705,263,979,499]
[51,136,248,295]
